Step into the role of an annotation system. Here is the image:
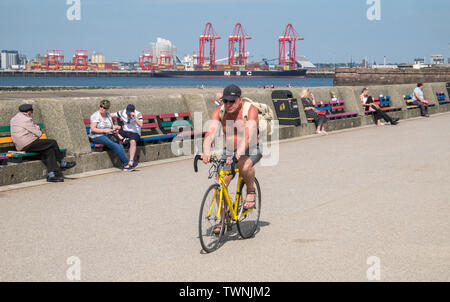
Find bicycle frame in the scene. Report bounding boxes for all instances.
[195,154,255,223]
[211,169,248,222]
[212,169,253,221]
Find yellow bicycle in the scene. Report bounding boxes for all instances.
[194,154,261,253]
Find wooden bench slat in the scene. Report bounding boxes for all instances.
[159,112,191,119]
[0,133,48,144]
[1,147,66,159]
[161,120,193,128]
[331,105,346,110]
[142,123,159,129]
[0,123,44,132]
[140,134,177,141]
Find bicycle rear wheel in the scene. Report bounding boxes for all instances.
[198,184,225,253]
[236,177,261,239]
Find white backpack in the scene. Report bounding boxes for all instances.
[219,97,274,139]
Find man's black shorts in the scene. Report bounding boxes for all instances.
[118,129,140,142]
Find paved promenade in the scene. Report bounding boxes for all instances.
[1,113,449,282]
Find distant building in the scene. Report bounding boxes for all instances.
[18,54,28,66]
[152,37,177,67]
[34,53,46,64]
[361,59,367,68]
[1,50,19,69]
[414,58,425,65]
[430,55,444,65]
[91,52,105,63]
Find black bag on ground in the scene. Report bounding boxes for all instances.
[271,90,301,126]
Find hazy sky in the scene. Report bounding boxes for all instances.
[1,0,449,64]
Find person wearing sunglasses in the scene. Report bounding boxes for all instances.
[202,84,262,212]
[89,100,135,171]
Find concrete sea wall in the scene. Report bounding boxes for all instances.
[334,68,450,86]
[1,82,449,186]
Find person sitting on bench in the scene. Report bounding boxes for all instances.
[360,88,399,126]
[412,83,430,117]
[301,88,328,135]
[111,104,142,169]
[90,99,135,172]
[10,104,76,182]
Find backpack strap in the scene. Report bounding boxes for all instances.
[242,102,252,121]
[219,104,225,121]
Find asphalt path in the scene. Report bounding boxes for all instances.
[1,113,449,282]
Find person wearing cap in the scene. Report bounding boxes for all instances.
[89,100,135,171]
[10,104,76,182]
[202,84,262,230]
[111,104,143,168]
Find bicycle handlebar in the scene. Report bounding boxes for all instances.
[193,154,202,173]
[193,154,238,175]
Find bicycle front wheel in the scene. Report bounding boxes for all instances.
[236,177,261,239]
[199,184,224,253]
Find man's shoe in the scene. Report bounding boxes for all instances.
[391,118,399,125]
[61,161,76,170]
[123,165,136,172]
[47,175,64,182]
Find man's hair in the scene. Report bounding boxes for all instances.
[417,83,423,87]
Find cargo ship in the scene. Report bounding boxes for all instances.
[152,68,307,78]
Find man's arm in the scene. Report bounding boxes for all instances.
[202,107,221,163]
[23,118,42,138]
[133,112,144,128]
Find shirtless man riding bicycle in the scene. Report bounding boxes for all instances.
[202,84,262,210]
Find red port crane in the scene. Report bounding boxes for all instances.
[198,22,221,70]
[228,23,251,66]
[278,24,304,70]
[139,50,154,70]
[73,50,88,70]
[158,50,173,68]
[45,49,64,70]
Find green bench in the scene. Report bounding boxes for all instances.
[158,112,205,138]
[0,124,66,163]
